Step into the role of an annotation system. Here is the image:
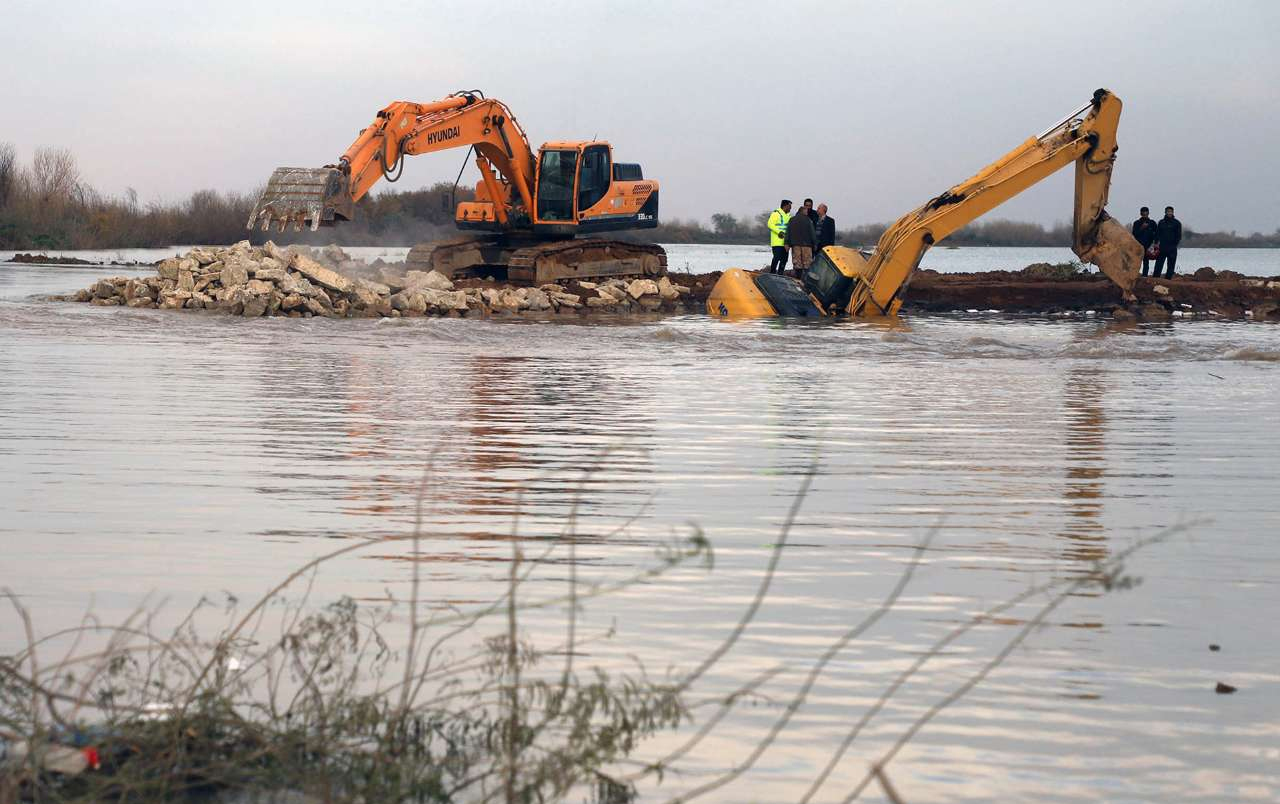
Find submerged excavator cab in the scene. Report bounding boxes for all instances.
[803,247,879,314]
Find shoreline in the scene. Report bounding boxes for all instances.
[32,243,1280,322]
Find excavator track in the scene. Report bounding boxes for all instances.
[404,236,667,285]
[404,235,503,277]
[506,240,667,284]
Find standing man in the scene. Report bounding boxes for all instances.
[1131,206,1159,277]
[801,198,819,225]
[1154,206,1182,279]
[767,200,792,274]
[814,203,836,254]
[786,202,816,279]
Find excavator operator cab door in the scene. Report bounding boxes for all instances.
[576,144,612,216]
[535,148,578,225]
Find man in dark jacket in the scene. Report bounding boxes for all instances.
[786,206,817,277]
[1154,206,1182,279]
[814,203,836,252]
[801,198,819,225]
[1132,207,1158,276]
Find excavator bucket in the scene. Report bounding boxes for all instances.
[246,167,355,232]
[1076,215,1142,302]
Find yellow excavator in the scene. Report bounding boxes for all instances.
[707,88,1142,318]
[247,91,664,284]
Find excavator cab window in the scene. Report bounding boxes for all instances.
[612,163,643,181]
[577,145,611,212]
[803,251,855,311]
[537,150,578,221]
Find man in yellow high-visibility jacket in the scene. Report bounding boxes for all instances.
[767,199,792,274]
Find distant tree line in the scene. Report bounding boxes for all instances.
[0,144,472,250]
[2,143,1277,250]
[633,211,1280,249]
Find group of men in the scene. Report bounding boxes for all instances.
[1131,206,1183,278]
[766,198,836,276]
[763,200,1186,281]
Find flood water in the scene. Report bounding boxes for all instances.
[3,249,1280,802]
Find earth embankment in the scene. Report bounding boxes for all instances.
[42,245,1280,321]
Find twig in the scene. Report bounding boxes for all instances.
[873,763,906,804]
[837,523,1191,803]
[663,527,934,803]
[505,491,524,804]
[676,461,815,694]
[399,456,436,715]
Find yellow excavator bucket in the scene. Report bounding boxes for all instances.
[1076,215,1142,300]
[247,167,354,232]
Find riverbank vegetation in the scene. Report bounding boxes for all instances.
[1,460,1182,803]
[4,144,1275,251]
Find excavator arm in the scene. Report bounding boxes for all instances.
[845,88,1140,316]
[248,92,537,232]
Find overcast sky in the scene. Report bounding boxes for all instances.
[5,0,1278,233]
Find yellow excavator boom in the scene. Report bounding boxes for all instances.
[845,88,1140,316]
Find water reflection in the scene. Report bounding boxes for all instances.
[245,343,664,555]
[6,268,1280,803]
[1060,367,1108,562]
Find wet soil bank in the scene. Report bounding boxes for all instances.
[7,253,150,267]
[903,268,1280,320]
[44,244,1280,321]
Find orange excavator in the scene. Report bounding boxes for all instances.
[247,91,664,283]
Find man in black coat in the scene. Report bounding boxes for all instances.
[1154,206,1182,279]
[1131,207,1158,276]
[814,203,836,252]
[801,198,820,226]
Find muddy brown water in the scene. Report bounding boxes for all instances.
[3,251,1280,802]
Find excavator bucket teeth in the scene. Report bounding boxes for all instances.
[246,167,354,232]
[1077,215,1143,301]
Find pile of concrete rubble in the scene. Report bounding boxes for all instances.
[61,242,693,318]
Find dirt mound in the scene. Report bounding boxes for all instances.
[7,253,144,267]
[677,266,1280,321]
[904,270,1280,319]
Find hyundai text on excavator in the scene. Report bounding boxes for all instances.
[247,91,664,284]
[707,89,1143,318]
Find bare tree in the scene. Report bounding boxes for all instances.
[0,143,15,208]
[29,146,79,208]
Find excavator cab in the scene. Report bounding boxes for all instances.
[801,247,897,314]
[530,142,659,236]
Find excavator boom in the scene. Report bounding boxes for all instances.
[846,88,1140,316]
[248,93,537,232]
[709,89,1142,320]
